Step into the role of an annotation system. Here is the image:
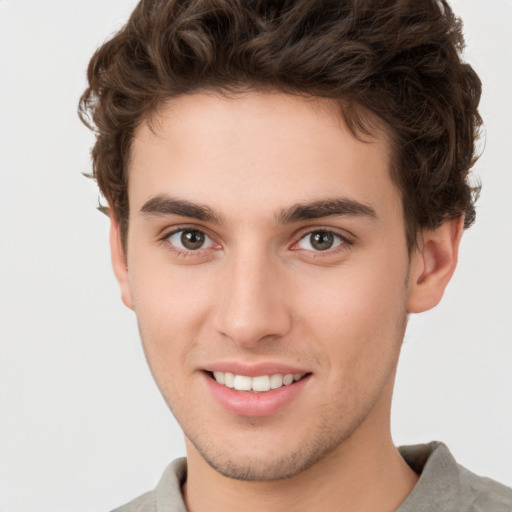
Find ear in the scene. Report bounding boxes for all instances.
[109,215,134,310]
[406,216,464,313]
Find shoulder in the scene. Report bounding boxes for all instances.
[457,463,512,512]
[109,458,188,512]
[111,490,156,512]
[398,442,512,512]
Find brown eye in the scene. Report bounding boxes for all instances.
[168,229,213,251]
[311,232,334,251]
[181,230,205,249]
[298,230,344,251]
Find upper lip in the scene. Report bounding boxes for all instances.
[204,361,310,377]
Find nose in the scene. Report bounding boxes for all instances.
[213,248,292,347]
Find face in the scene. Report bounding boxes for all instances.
[115,92,420,480]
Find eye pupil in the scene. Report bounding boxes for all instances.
[181,230,205,250]
[311,231,334,251]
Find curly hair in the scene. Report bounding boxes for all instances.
[79,0,482,251]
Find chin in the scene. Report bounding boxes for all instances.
[200,448,319,481]
[188,423,355,482]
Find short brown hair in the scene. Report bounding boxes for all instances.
[79,0,482,250]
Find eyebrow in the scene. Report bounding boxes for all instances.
[140,196,223,224]
[277,198,376,223]
[140,195,376,224]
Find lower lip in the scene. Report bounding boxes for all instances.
[203,373,310,417]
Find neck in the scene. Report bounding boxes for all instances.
[183,398,418,512]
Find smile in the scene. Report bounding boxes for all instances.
[212,371,306,392]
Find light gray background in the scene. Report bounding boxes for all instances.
[0,1,511,510]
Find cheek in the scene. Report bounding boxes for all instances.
[130,248,213,321]
[294,252,409,373]
[298,259,406,331]
[128,257,214,378]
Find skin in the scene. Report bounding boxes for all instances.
[110,92,463,512]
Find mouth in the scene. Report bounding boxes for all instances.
[207,370,309,393]
[203,367,311,416]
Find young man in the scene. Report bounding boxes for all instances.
[79,0,512,510]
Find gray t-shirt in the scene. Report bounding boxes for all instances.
[112,442,512,512]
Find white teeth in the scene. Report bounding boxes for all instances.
[251,375,271,392]
[233,375,252,391]
[283,374,294,386]
[224,372,234,388]
[213,371,225,385]
[270,373,284,389]
[211,371,306,392]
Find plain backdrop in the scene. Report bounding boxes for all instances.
[0,0,511,510]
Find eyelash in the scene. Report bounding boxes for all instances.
[160,226,353,258]
[291,229,353,258]
[160,227,218,258]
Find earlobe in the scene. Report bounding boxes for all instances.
[109,215,134,310]
[406,216,464,313]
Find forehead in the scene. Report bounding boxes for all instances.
[128,92,401,223]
